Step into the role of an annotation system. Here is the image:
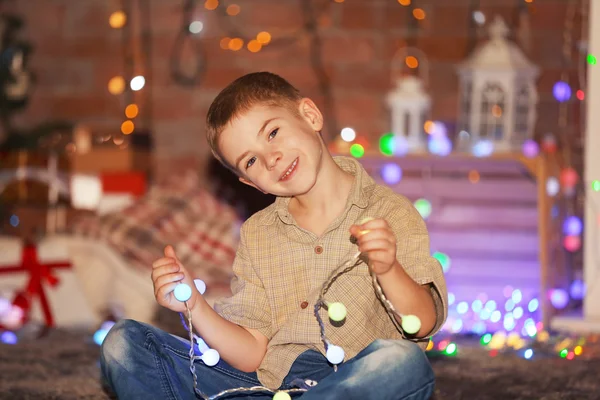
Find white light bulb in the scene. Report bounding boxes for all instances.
[473,11,485,25]
[130,75,145,91]
[340,127,356,142]
[202,348,220,366]
[189,21,203,34]
[194,279,207,295]
[174,283,192,302]
[326,344,345,364]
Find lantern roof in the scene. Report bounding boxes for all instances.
[458,16,539,75]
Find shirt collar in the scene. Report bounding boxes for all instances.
[259,156,374,226]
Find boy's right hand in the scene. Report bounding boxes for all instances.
[151,245,199,313]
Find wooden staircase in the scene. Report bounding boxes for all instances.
[359,152,554,334]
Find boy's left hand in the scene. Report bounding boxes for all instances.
[349,218,397,276]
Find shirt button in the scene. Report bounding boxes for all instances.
[314,245,323,254]
[300,301,309,309]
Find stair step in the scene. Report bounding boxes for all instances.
[428,202,539,228]
[442,259,539,282]
[374,178,538,202]
[429,230,538,255]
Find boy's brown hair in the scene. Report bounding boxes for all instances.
[206,72,303,174]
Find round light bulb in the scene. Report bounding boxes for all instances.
[174,283,192,302]
[328,302,347,322]
[194,279,207,295]
[273,392,292,400]
[402,314,421,334]
[201,348,220,366]
[326,344,345,364]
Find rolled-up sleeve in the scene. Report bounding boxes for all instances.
[213,222,273,340]
[387,199,448,337]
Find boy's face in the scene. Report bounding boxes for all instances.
[218,99,325,196]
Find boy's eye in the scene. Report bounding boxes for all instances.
[245,129,278,170]
[268,128,279,140]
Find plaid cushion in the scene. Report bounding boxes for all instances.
[71,170,238,295]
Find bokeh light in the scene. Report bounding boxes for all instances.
[130,75,145,91]
[205,0,219,10]
[546,177,560,196]
[522,139,539,158]
[381,163,402,185]
[563,235,581,252]
[108,76,125,95]
[257,31,272,44]
[125,104,138,119]
[468,170,480,183]
[229,38,244,51]
[553,81,571,102]
[414,198,432,220]
[220,37,231,49]
[570,279,585,300]
[226,4,240,15]
[560,167,578,187]
[413,8,426,20]
[121,120,134,135]
[379,133,395,156]
[109,11,127,29]
[189,21,203,34]
[405,56,419,69]
[340,127,356,142]
[549,288,569,309]
[247,40,262,53]
[433,251,451,273]
[472,139,494,157]
[350,144,364,158]
[428,135,452,156]
[563,216,582,236]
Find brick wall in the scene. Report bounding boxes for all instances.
[5,0,585,178]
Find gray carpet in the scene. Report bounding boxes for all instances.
[1,327,599,400]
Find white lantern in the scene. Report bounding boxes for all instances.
[386,75,431,152]
[456,15,539,152]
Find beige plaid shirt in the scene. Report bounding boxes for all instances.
[214,156,448,389]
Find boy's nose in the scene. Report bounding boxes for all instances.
[266,151,283,170]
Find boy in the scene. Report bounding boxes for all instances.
[101,72,447,399]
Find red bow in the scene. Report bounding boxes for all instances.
[0,243,71,328]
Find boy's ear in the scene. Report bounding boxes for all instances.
[298,98,323,132]
[239,176,268,194]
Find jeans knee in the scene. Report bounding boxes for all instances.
[371,339,434,383]
[100,319,146,369]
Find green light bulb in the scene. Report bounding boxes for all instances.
[414,198,432,219]
[559,348,568,358]
[481,333,492,345]
[445,342,457,355]
[433,251,451,273]
[592,180,600,192]
[328,302,347,322]
[402,314,421,334]
[350,144,365,158]
[273,391,291,400]
[379,133,395,156]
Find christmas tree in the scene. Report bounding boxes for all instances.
[0,13,71,151]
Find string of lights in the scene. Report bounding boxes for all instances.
[171,246,421,400]
[170,0,207,87]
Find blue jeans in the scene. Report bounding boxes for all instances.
[100,319,434,400]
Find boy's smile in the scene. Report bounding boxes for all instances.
[279,157,299,182]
